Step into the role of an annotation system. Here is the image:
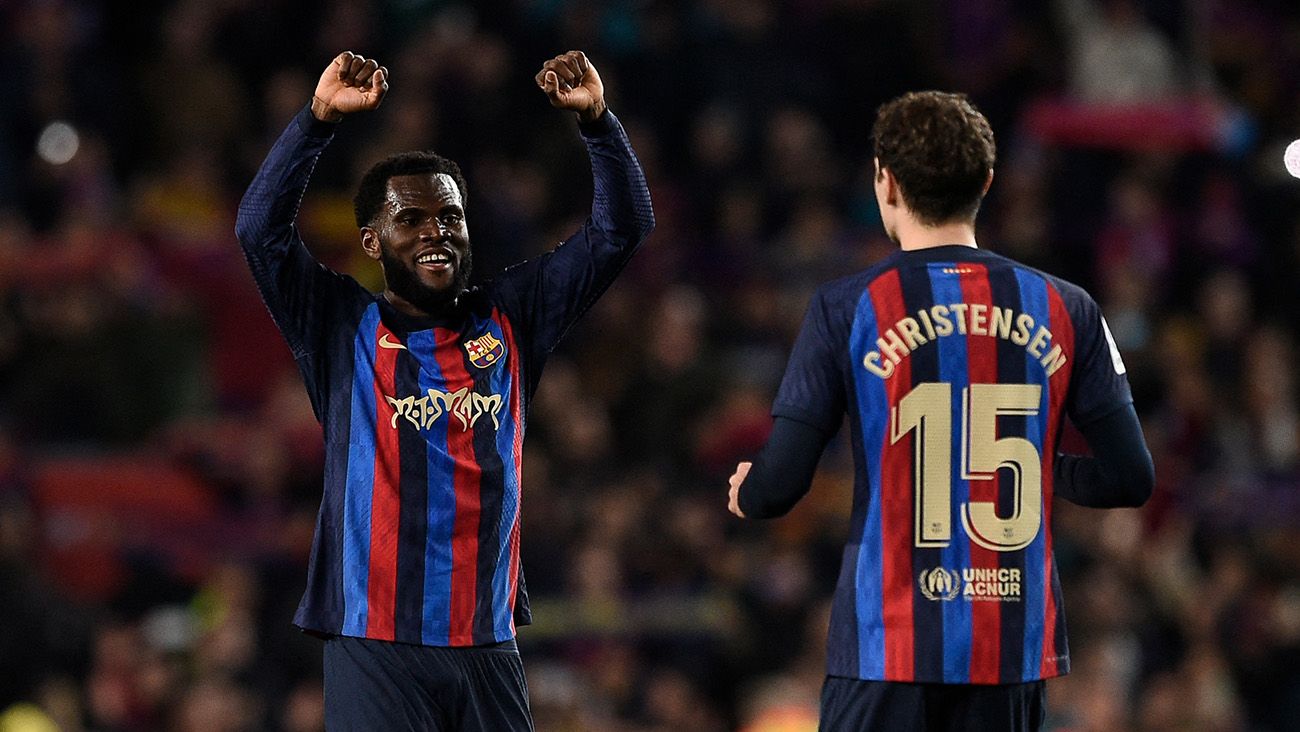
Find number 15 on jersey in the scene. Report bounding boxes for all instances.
[891,382,1043,553]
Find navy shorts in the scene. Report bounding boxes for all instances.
[322,635,533,731]
[819,676,1045,731]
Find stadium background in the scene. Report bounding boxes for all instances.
[2,0,1299,729]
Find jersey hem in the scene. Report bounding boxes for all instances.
[825,667,1070,685]
[293,613,527,648]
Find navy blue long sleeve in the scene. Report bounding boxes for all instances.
[490,110,656,397]
[1053,403,1154,508]
[737,417,832,519]
[235,107,356,363]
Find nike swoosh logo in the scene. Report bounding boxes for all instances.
[378,334,407,350]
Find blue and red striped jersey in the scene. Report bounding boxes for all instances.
[773,245,1132,684]
[235,106,653,646]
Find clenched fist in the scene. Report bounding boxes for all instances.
[534,50,606,123]
[312,51,389,122]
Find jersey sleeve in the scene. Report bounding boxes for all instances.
[235,105,365,364]
[1063,287,1133,427]
[489,111,654,395]
[771,289,847,434]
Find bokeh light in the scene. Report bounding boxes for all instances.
[35,121,80,165]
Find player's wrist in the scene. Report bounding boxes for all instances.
[311,95,345,123]
[577,98,607,124]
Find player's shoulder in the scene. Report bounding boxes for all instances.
[980,250,1099,312]
[812,254,906,306]
[309,266,381,319]
[453,281,527,331]
[470,274,520,313]
[1033,267,1100,316]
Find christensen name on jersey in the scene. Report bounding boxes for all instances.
[863,303,1066,380]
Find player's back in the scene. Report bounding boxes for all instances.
[774,244,1131,686]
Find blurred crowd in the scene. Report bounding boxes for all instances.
[2,0,1300,730]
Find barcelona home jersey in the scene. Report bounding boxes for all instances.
[773,245,1132,684]
[236,106,653,647]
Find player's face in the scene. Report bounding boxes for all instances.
[366,173,472,312]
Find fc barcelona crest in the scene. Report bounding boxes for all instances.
[464,332,505,369]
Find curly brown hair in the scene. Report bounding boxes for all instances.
[872,91,996,226]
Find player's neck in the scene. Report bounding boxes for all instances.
[383,288,459,318]
[894,215,978,252]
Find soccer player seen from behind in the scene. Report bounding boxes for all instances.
[235,50,652,730]
[726,92,1153,731]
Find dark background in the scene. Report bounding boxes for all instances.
[2,0,1299,729]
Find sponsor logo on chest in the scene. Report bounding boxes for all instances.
[918,567,1023,602]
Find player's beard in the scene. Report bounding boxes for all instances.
[380,243,473,313]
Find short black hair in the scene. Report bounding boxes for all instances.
[872,91,996,226]
[353,151,469,228]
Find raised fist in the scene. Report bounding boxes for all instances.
[312,51,389,122]
[535,50,606,123]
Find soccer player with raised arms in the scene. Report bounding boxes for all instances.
[727,92,1153,730]
[236,50,652,729]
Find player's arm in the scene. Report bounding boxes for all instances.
[1054,283,1152,508]
[728,417,833,519]
[494,51,654,362]
[1053,403,1153,508]
[728,291,845,519]
[234,52,388,357]
[535,51,652,248]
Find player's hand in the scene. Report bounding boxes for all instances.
[727,462,752,518]
[312,51,389,122]
[535,50,606,123]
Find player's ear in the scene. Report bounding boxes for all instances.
[982,169,994,196]
[877,165,900,208]
[360,226,382,261]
